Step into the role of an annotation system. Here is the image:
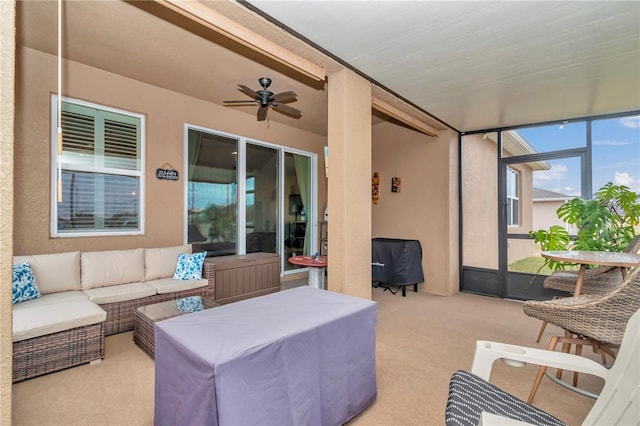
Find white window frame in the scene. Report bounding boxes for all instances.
[50,95,145,237]
[506,166,520,227]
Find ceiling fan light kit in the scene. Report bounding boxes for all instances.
[224,77,302,121]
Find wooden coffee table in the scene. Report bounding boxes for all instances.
[133,298,218,358]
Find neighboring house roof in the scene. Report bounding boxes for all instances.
[485,131,550,171]
[533,187,573,202]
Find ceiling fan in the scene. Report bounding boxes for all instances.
[223,77,302,121]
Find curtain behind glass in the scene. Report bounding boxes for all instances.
[294,155,311,254]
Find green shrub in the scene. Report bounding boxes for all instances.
[530,182,639,270]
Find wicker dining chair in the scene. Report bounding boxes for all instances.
[522,264,640,404]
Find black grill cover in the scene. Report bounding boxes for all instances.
[372,238,425,285]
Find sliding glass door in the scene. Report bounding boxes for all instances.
[186,130,237,256]
[185,125,316,275]
[284,152,312,272]
[245,143,278,254]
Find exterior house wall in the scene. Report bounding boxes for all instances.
[462,135,498,269]
[371,122,459,296]
[506,162,534,265]
[14,47,327,256]
[532,200,577,236]
[462,135,536,269]
[532,200,565,232]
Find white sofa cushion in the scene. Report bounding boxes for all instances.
[13,299,106,342]
[81,248,144,289]
[145,277,208,295]
[83,282,156,304]
[144,244,192,281]
[12,291,88,310]
[13,251,81,294]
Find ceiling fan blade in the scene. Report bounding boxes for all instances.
[237,85,257,99]
[257,105,269,121]
[271,91,297,102]
[223,100,258,104]
[271,103,302,119]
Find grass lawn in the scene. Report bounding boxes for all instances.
[509,256,579,275]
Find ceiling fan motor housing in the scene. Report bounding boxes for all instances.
[223,76,301,120]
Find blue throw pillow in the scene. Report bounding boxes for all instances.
[172,252,207,280]
[176,296,205,313]
[12,262,41,304]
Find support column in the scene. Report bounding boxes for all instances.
[327,68,372,299]
[0,1,16,422]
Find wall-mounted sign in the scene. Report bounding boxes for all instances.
[391,177,401,193]
[156,168,179,181]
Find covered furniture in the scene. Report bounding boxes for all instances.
[371,237,425,296]
[445,307,640,426]
[154,286,378,426]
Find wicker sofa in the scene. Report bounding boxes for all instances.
[12,244,214,382]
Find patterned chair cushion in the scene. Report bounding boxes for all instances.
[445,370,564,426]
[12,262,41,304]
[172,252,207,281]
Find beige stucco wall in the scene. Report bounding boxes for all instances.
[462,134,498,269]
[14,47,327,256]
[326,68,372,299]
[371,122,459,296]
[0,2,15,422]
[463,135,536,269]
[533,201,564,232]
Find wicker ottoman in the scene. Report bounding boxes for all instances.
[133,298,218,358]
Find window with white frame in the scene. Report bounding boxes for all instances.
[51,96,144,236]
[506,167,520,227]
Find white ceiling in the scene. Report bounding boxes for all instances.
[17,1,640,136]
[245,0,640,132]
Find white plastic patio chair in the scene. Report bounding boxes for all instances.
[445,308,640,426]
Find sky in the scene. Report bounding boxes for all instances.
[518,115,640,196]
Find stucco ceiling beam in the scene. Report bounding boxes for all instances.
[371,97,438,137]
[155,0,326,82]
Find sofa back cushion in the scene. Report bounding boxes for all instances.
[144,244,192,281]
[13,251,81,294]
[81,248,144,289]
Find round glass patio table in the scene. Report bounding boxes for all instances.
[541,250,640,297]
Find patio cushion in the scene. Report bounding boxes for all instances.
[12,291,88,311]
[145,277,208,295]
[13,251,81,294]
[173,252,207,280]
[81,248,144,289]
[12,263,40,304]
[83,282,155,304]
[13,299,106,342]
[144,245,191,281]
[445,370,564,426]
